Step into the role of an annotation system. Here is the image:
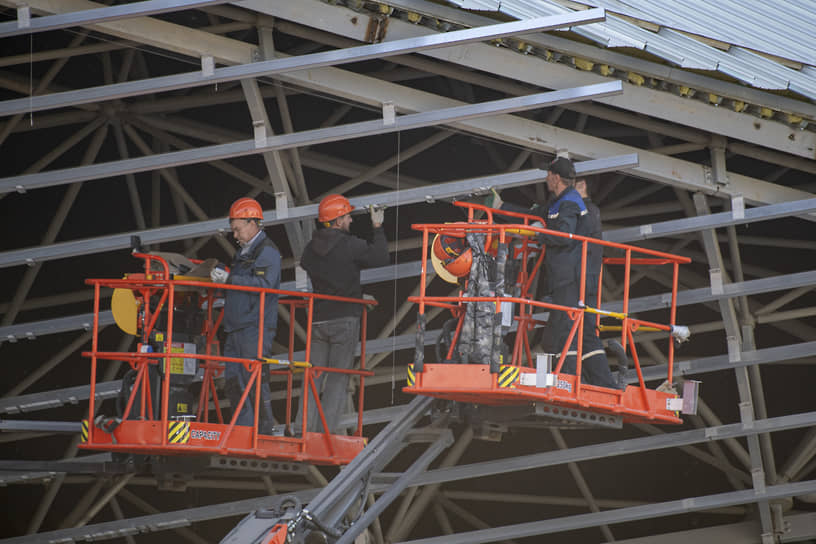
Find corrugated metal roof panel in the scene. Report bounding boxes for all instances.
[448,0,816,101]
[566,0,816,68]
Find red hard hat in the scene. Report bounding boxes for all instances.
[433,235,467,262]
[444,249,473,278]
[229,197,263,220]
[431,234,472,283]
[318,194,354,223]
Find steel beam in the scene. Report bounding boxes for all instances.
[0,151,634,266]
[0,81,623,194]
[397,480,816,544]
[610,512,816,544]
[2,259,813,348]
[406,410,816,488]
[0,0,231,38]
[0,10,605,116]
[6,0,810,206]
[604,197,816,243]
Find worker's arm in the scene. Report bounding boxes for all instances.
[537,200,581,247]
[352,227,389,269]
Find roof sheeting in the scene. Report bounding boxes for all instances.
[449,0,816,102]
[565,0,816,68]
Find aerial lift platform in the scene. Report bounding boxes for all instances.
[403,201,699,428]
[80,251,373,465]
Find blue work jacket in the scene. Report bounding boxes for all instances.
[223,230,281,334]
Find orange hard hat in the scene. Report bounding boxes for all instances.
[431,234,472,284]
[318,194,354,223]
[229,197,263,220]
[433,235,466,260]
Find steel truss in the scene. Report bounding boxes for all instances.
[1,1,815,543]
[0,80,623,194]
[3,409,814,543]
[0,10,605,115]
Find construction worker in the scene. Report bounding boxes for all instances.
[210,197,281,434]
[488,158,617,386]
[574,178,620,388]
[295,194,389,434]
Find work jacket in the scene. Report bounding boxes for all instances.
[500,189,586,293]
[301,226,388,321]
[577,197,603,299]
[537,188,587,293]
[223,230,281,334]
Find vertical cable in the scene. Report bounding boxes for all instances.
[391,131,401,404]
[29,34,33,126]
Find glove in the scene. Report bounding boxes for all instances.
[362,294,377,312]
[485,188,503,209]
[210,265,229,284]
[369,204,385,227]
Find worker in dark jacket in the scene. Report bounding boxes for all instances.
[211,197,281,434]
[534,157,587,375]
[295,194,389,434]
[574,178,618,388]
[488,158,618,387]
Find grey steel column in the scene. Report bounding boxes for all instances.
[694,178,773,538]
[240,75,307,255]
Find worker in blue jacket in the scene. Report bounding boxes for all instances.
[211,197,281,434]
[488,157,618,387]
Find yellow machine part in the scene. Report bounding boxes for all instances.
[111,288,139,335]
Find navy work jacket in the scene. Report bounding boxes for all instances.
[223,230,281,334]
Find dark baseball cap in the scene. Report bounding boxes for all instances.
[548,157,576,180]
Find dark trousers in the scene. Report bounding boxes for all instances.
[545,283,616,388]
[223,327,277,433]
[295,316,360,434]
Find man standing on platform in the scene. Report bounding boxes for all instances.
[210,197,281,434]
[295,195,389,434]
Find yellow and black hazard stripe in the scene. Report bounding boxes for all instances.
[406,364,415,387]
[80,419,88,443]
[167,421,190,444]
[498,365,520,388]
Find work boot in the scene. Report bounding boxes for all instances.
[606,340,629,389]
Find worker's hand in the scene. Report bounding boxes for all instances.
[362,293,377,312]
[210,265,229,284]
[369,204,385,228]
[485,188,503,209]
